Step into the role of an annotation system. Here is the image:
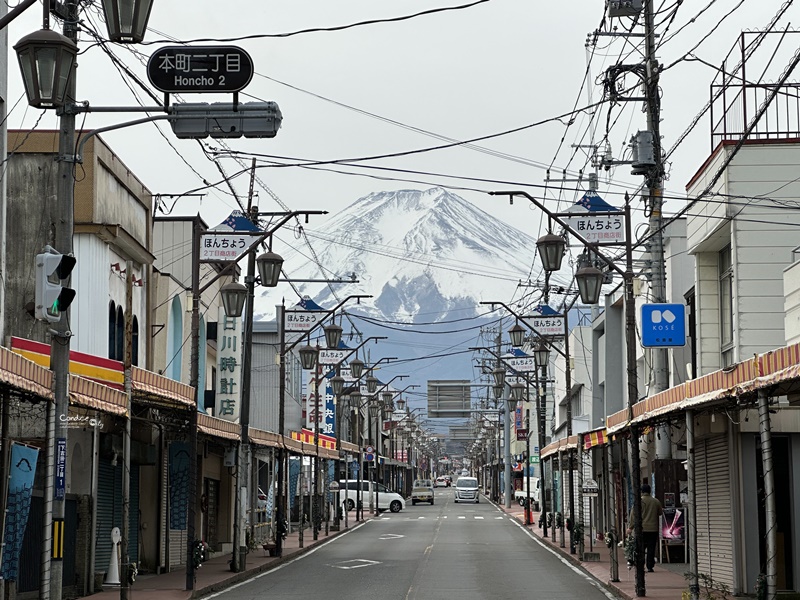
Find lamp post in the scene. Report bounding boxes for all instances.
[274,295,369,557]
[12,2,154,596]
[367,376,409,515]
[492,189,645,596]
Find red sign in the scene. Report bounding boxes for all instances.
[516,429,528,441]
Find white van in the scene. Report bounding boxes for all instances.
[338,480,405,513]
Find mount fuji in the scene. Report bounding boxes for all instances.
[253,187,542,323]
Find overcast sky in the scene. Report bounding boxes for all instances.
[4,0,796,268]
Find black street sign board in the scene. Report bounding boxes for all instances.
[147,45,254,93]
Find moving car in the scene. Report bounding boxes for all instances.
[434,476,449,488]
[338,480,405,513]
[454,476,480,503]
[411,479,435,505]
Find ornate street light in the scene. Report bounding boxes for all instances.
[382,391,394,406]
[493,384,504,400]
[534,342,550,368]
[509,322,526,348]
[220,281,247,318]
[256,251,284,287]
[395,397,406,411]
[349,358,365,379]
[14,29,77,108]
[102,0,155,43]
[298,344,318,370]
[576,263,604,305]
[331,375,346,396]
[492,367,506,388]
[323,323,343,349]
[349,390,362,405]
[368,399,381,420]
[510,382,526,402]
[536,232,566,272]
[366,375,379,395]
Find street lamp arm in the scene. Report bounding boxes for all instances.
[477,302,568,360]
[283,294,373,354]
[489,190,627,277]
[198,210,328,296]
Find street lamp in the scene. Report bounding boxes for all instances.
[534,342,550,369]
[323,322,343,349]
[510,382,526,402]
[575,261,605,305]
[256,250,284,287]
[220,281,247,318]
[509,322,526,348]
[366,375,379,394]
[493,384,504,400]
[349,358,365,379]
[298,344,319,370]
[492,367,506,388]
[395,397,406,411]
[14,28,76,108]
[101,0,154,43]
[536,232,567,272]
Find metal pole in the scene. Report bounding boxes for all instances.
[559,449,565,548]
[375,408,380,516]
[503,390,512,509]
[564,316,575,554]
[525,407,531,525]
[47,2,79,595]
[608,442,619,582]
[0,390,10,600]
[537,366,547,538]
[624,198,646,597]
[686,410,698,599]
[120,260,133,599]
[758,390,777,599]
[313,350,321,540]
[276,303,287,557]
[186,217,202,588]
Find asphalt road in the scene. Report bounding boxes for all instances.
[209,489,615,600]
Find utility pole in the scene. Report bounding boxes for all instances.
[47,1,78,596]
[643,0,671,460]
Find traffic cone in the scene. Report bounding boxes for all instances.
[104,527,121,587]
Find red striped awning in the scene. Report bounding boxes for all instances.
[583,428,608,450]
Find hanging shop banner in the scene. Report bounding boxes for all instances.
[1,443,39,580]
[215,308,242,422]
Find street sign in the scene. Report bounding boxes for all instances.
[506,355,535,372]
[522,314,565,337]
[329,481,340,491]
[147,45,254,93]
[285,309,323,332]
[641,303,686,348]
[582,478,600,497]
[529,455,539,464]
[516,429,528,441]
[319,349,348,365]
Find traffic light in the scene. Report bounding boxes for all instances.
[34,247,76,323]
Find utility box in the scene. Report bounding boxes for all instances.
[631,130,656,175]
[608,0,643,18]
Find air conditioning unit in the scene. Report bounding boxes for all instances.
[224,447,236,467]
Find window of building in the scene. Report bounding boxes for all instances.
[719,245,734,366]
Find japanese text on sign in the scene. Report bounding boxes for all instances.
[564,215,625,243]
[146,45,254,94]
[56,438,66,500]
[285,310,321,332]
[215,308,242,422]
[506,355,535,372]
[522,315,564,337]
[199,234,250,262]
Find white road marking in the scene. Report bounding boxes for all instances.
[458,516,466,519]
[474,516,484,520]
[331,559,382,570]
[379,533,404,540]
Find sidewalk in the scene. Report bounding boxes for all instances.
[497,499,689,600]
[90,520,366,600]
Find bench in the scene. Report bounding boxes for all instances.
[262,542,277,557]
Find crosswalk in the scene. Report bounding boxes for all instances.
[398,515,506,521]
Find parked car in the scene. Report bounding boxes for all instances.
[338,480,405,513]
[434,476,449,488]
[454,476,480,503]
[411,479,434,504]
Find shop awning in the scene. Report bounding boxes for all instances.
[131,366,195,409]
[0,344,52,400]
[197,413,240,441]
[69,375,127,415]
[583,427,608,450]
[540,434,580,460]
[606,343,800,434]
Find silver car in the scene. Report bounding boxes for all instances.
[453,476,480,503]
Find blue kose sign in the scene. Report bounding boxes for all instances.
[640,303,686,348]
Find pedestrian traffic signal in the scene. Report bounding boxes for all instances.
[34,248,76,323]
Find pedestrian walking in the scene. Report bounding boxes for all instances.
[627,483,663,572]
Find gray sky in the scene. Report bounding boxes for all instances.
[5,1,794,266]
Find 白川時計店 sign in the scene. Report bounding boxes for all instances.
[147,45,254,94]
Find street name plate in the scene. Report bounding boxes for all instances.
[147,45,254,93]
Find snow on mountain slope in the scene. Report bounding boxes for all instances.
[254,187,542,322]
